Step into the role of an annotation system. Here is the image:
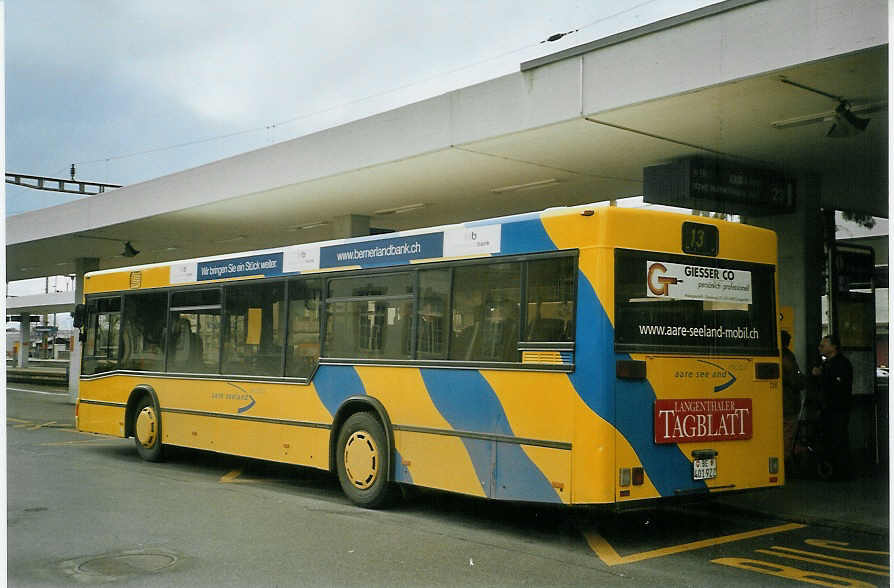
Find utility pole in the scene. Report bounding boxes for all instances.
[43,277,49,359]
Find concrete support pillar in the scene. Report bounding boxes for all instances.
[331,214,370,239]
[18,313,31,368]
[69,257,99,404]
[746,175,825,368]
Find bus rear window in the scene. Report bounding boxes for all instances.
[614,249,777,356]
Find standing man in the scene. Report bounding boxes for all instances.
[811,334,853,479]
[779,330,803,465]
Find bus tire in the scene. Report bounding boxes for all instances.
[133,395,164,462]
[336,412,395,508]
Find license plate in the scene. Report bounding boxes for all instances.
[693,458,717,480]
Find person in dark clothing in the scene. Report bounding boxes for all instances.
[811,334,853,479]
[779,330,804,463]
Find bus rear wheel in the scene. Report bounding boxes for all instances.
[133,396,164,462]
[336,412,395,508]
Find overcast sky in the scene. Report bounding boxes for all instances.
[5,0,720,217]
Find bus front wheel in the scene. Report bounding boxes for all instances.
[133,396,164,462]
[336,412,395,508]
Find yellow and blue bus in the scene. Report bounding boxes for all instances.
[76,205,782,508]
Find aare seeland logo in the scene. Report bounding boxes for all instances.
[698,359,737,392]
[211,382,256,414]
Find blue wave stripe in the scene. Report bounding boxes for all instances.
[568,272,705,495]
[419,368,559,502]
[495,442,561,503]
[313,365,365,417]
[567,273,615,418]
[614,371,706,495]
[393,448,414,484]
[499,218,556,255]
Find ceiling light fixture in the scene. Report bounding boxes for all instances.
[770,101,886,130]
[373,203,426,215]
[490,178,559,194]
[288,221,329,231]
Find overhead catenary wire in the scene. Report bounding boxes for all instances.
[65,0,662,173]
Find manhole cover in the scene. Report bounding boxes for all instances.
[59,548,180,582]
[77,553,177,576]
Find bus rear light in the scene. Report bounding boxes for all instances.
[769,457,779,474]
[616,360,646,380]
[632,467,644,486]
[755,362,780,380]
[619,468,631,487]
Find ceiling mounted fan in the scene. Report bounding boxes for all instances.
[772,77,885,138]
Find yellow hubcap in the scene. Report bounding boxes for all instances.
[343,430,379,490]
[135,406,157,448]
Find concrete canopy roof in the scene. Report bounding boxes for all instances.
[6,291,75,315]
[6,0,888,282]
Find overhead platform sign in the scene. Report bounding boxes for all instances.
[643,157,794,215]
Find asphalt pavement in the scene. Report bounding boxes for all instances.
[7,381,890,536]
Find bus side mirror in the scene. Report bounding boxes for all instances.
[72,304,86,329]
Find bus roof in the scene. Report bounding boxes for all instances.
[83,205,775,294]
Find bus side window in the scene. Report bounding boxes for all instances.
[525,257,575,343]
[222,281,285,377]
[83,297,121,375]
[324,274,414,361]
[120,292,167,372]
[286,278,322,378]
[417,269,450,360]
[450,263,521,362]
[166,289,221,375]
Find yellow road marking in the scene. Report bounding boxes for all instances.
[40,439,124,446]
[768,546,889,571]
[806,539,890,557]
[584,522,805,566]
[756,548,888,577]
[219,468,259,484]
[713,557,876,587]
[7,418,32,424]
[220,469,243,483]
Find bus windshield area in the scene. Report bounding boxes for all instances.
[613,248,778,356]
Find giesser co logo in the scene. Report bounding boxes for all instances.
[645,260,753,304]
[647,262,678,296]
